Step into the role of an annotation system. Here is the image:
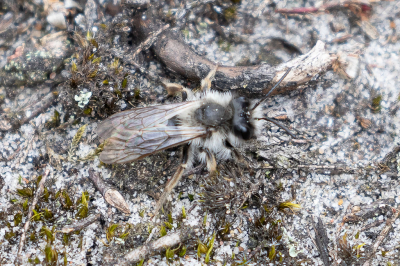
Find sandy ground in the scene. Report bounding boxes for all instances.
[1,0,400,265]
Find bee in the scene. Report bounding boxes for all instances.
[97,67,293,213]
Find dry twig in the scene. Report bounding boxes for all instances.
[60,213,101,234]
[311,216,331,266]
[104,226,197,265]
[363,207,400,266]
[133,11,337,94]
[88,168,130,214]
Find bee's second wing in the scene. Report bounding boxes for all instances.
[97,101,199,142]
[99,126,207,164]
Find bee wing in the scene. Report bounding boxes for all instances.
[99,126,207,164]
[97,101,199,142]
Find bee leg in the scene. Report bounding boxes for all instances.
[203,148,217,173]
[201,65,218,92]
[225,140,251,169]
[163,82,189,102]
[153,144,190,215]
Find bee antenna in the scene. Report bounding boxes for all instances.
[255,117,297,139]
[251,67,292,111]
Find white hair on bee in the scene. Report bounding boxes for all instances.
[176,89,265,170]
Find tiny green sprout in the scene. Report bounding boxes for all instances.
[17,187,33,198]
[83,107,92,115]
[121,78,128,89]
[10,198,18,203]
[76,205,88,220]
[205,233,216,263]
[355,231,360,239]
[88,53,94,60]
[263,204,271,213]
[40,226,55,244]
[62,190,73,209]
[269,245,276,261]
[14,212,22,226]
[164,222,173,230]
[198,241,208,256]
[134,88,140,99]
[110,58,120,69]
[188,194,194,201]
[28,257,41,264]
[279,251,283,263]
[182,206,187,219]
[224,5,237,20]
[78,234,83,248]
[43,208,53,220]
[77,191,89,206]
[372,95,382,112]
[71,61,78,72]
[44,243,58,264]
[43,187,50,201]
[353,243,366,258]
[278,201,301,212]
[63,233,70,246]
[119,231,130,239]
[382,250,388,257]
[88,69,98,78]
[106,224,119,242]
[139,209,145,218]
[86,31,93,41]
[179,246,187,257]
[30,232,36,242]
[221,223,231,235]
[64,252,68,266]
[114,89,122,98]
[203,212,208,227]
[136,259,144,266]
[168,213,173,224]
[178,192,183,200]
[31,209,42,221]
[35,175,42,186]
[92,57,101,64]
[160,225,167,237]
[90,39,99,49]
[18,175,23,185]
[102,79,109,85]
[165,248,174,261]
[5,231,15,240]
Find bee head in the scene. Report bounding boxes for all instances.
[231,97,254,140]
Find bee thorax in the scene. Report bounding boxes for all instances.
[194,102,232,127]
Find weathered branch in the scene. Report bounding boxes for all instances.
[0,91,58,131]
[363,207,400,266]
[311,217,331,266]
[88,168,130,214]
[132,12,337,95]
[60,213,101,234]
[104,226,197,265]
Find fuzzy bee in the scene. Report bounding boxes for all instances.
[97,67,293,212]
